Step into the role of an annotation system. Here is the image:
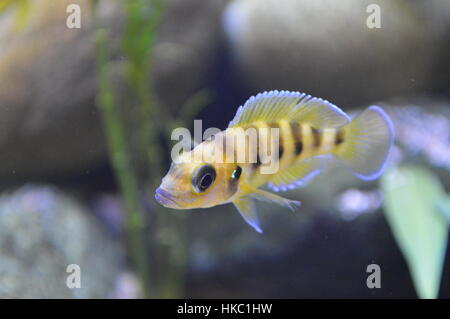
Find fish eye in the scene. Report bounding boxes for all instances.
[193,165,216,193]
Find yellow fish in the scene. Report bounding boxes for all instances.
[155,90,394,233]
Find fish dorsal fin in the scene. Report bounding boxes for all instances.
[228,90,350,128]
[233,196,262,233]
[268,155,332,192]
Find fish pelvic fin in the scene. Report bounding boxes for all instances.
[233,196,262,233]
[228,90,350,128]
[336,106,394,180]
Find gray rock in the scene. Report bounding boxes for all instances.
[0,185,126,298]
[223,0,450,109]
[0,0,226,181]
[151,0,228,113]
[0,0,103,181]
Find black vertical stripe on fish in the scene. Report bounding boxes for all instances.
[311,127,321,149]
[335,129,345,145]
[290,121,303,156]
[225,132,238,163]
[248,125,261,170]
[279,144,284,160]
[268,122,283,160]
[254,153,262,170]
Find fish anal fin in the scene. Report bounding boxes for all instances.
[233,197,263,233]
[268,155,331,192]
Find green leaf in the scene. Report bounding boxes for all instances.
[436,196,450,224]
[381,166,449,299]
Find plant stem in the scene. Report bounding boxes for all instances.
[122,0,166,179]
[95,29,152,298]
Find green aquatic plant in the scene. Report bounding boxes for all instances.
[95,0,164,298]
[381,166,449,299]
[94,0,211,298]
[122,0,165,176]
[96,28,153,298]
[0,0,30,30]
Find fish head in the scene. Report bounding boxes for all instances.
[155,156,240,210]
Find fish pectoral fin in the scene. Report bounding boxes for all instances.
[240,184,301,211]
[249,188,301,211]
[233,196,263,234]
[233,187,301,232]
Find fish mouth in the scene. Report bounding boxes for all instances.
[154,187,179,208]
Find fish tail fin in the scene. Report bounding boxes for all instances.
[336,106,394,180]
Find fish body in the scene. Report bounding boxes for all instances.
[155,90,394,233]
[222,121,345,191]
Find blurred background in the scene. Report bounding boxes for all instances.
[0,0,449,298]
